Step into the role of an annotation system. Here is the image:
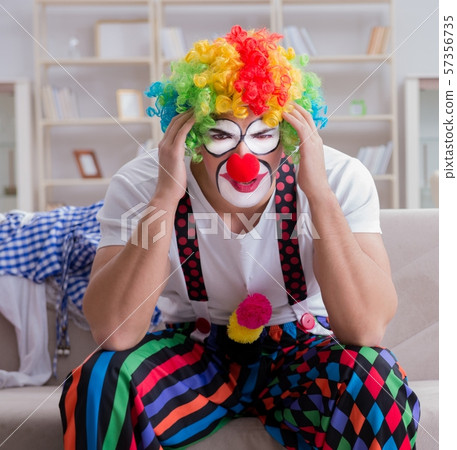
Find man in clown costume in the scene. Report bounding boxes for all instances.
[59,26,420,449]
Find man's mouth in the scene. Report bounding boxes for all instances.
[220,172,267,193]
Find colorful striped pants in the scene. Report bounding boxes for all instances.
[59,322,420,449]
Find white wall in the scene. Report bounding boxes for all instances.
[0,2,35,80]
[0,0,439,208]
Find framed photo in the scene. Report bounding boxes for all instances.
[116,89,144,120]
[73,150,102,178]
[95,20,149,58]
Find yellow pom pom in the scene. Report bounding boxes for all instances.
[227,311,263,344]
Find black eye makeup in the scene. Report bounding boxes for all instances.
[204,119,280,156]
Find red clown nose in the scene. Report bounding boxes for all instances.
[226,154,260,183]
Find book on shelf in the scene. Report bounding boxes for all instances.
[41,85,79,120]
[283,26,317,56]
[356,141,393,175]
[366,26,391,55]
[160,27,187,60]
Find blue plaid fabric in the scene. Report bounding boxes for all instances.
[0,200,162,366]
[0,201,161,377]
[0,202,103,365]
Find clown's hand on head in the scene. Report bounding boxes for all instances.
[155,109,195,203]
[283,102,330,200]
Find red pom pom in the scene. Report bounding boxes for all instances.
[236,293,272,329]
[226,154,260,182]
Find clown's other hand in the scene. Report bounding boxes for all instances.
[283,104,330,202]
[155,110,195,203]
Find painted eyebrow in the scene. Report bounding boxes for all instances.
[247,127,279,137]
[208,127,235,134]
[246,119,279,135]
[208,127,273,136]
[208,119,277,135]
[250,127,276,135]
[208,119,241,134]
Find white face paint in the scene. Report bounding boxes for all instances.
[217,159,273,208]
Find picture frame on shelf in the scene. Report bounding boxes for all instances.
[73,149,102,178]
[95,20,149,59]
[116,89,144,120]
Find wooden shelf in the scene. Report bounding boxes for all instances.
[161,0,269,4]
[41,117,151,127]
[36,0,148,5]
[44,178,111,186]
[328,114,394,122]
[309,54,391,63]
[282,0,389,5]
[372,174,395,181]
[39,57,151,66]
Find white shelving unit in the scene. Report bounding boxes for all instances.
[278,0,398,208]
[33,0,399,209]
[33,0,157,210]
[155,0,276,79]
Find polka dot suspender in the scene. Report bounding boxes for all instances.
[175,199,207,302]
[274,159,308,303]
[174,157,307,338]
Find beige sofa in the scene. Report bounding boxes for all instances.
[0,208,439,449]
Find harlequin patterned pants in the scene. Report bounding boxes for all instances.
[59,322,420,449]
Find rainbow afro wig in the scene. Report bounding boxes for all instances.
[145,25,327,163]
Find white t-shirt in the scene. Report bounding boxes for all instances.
[97,145,381,334]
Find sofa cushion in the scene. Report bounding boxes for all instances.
[0,382,437,450]
[380,209,438,381]
[188,417,283,449]
[0,386,63,450]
